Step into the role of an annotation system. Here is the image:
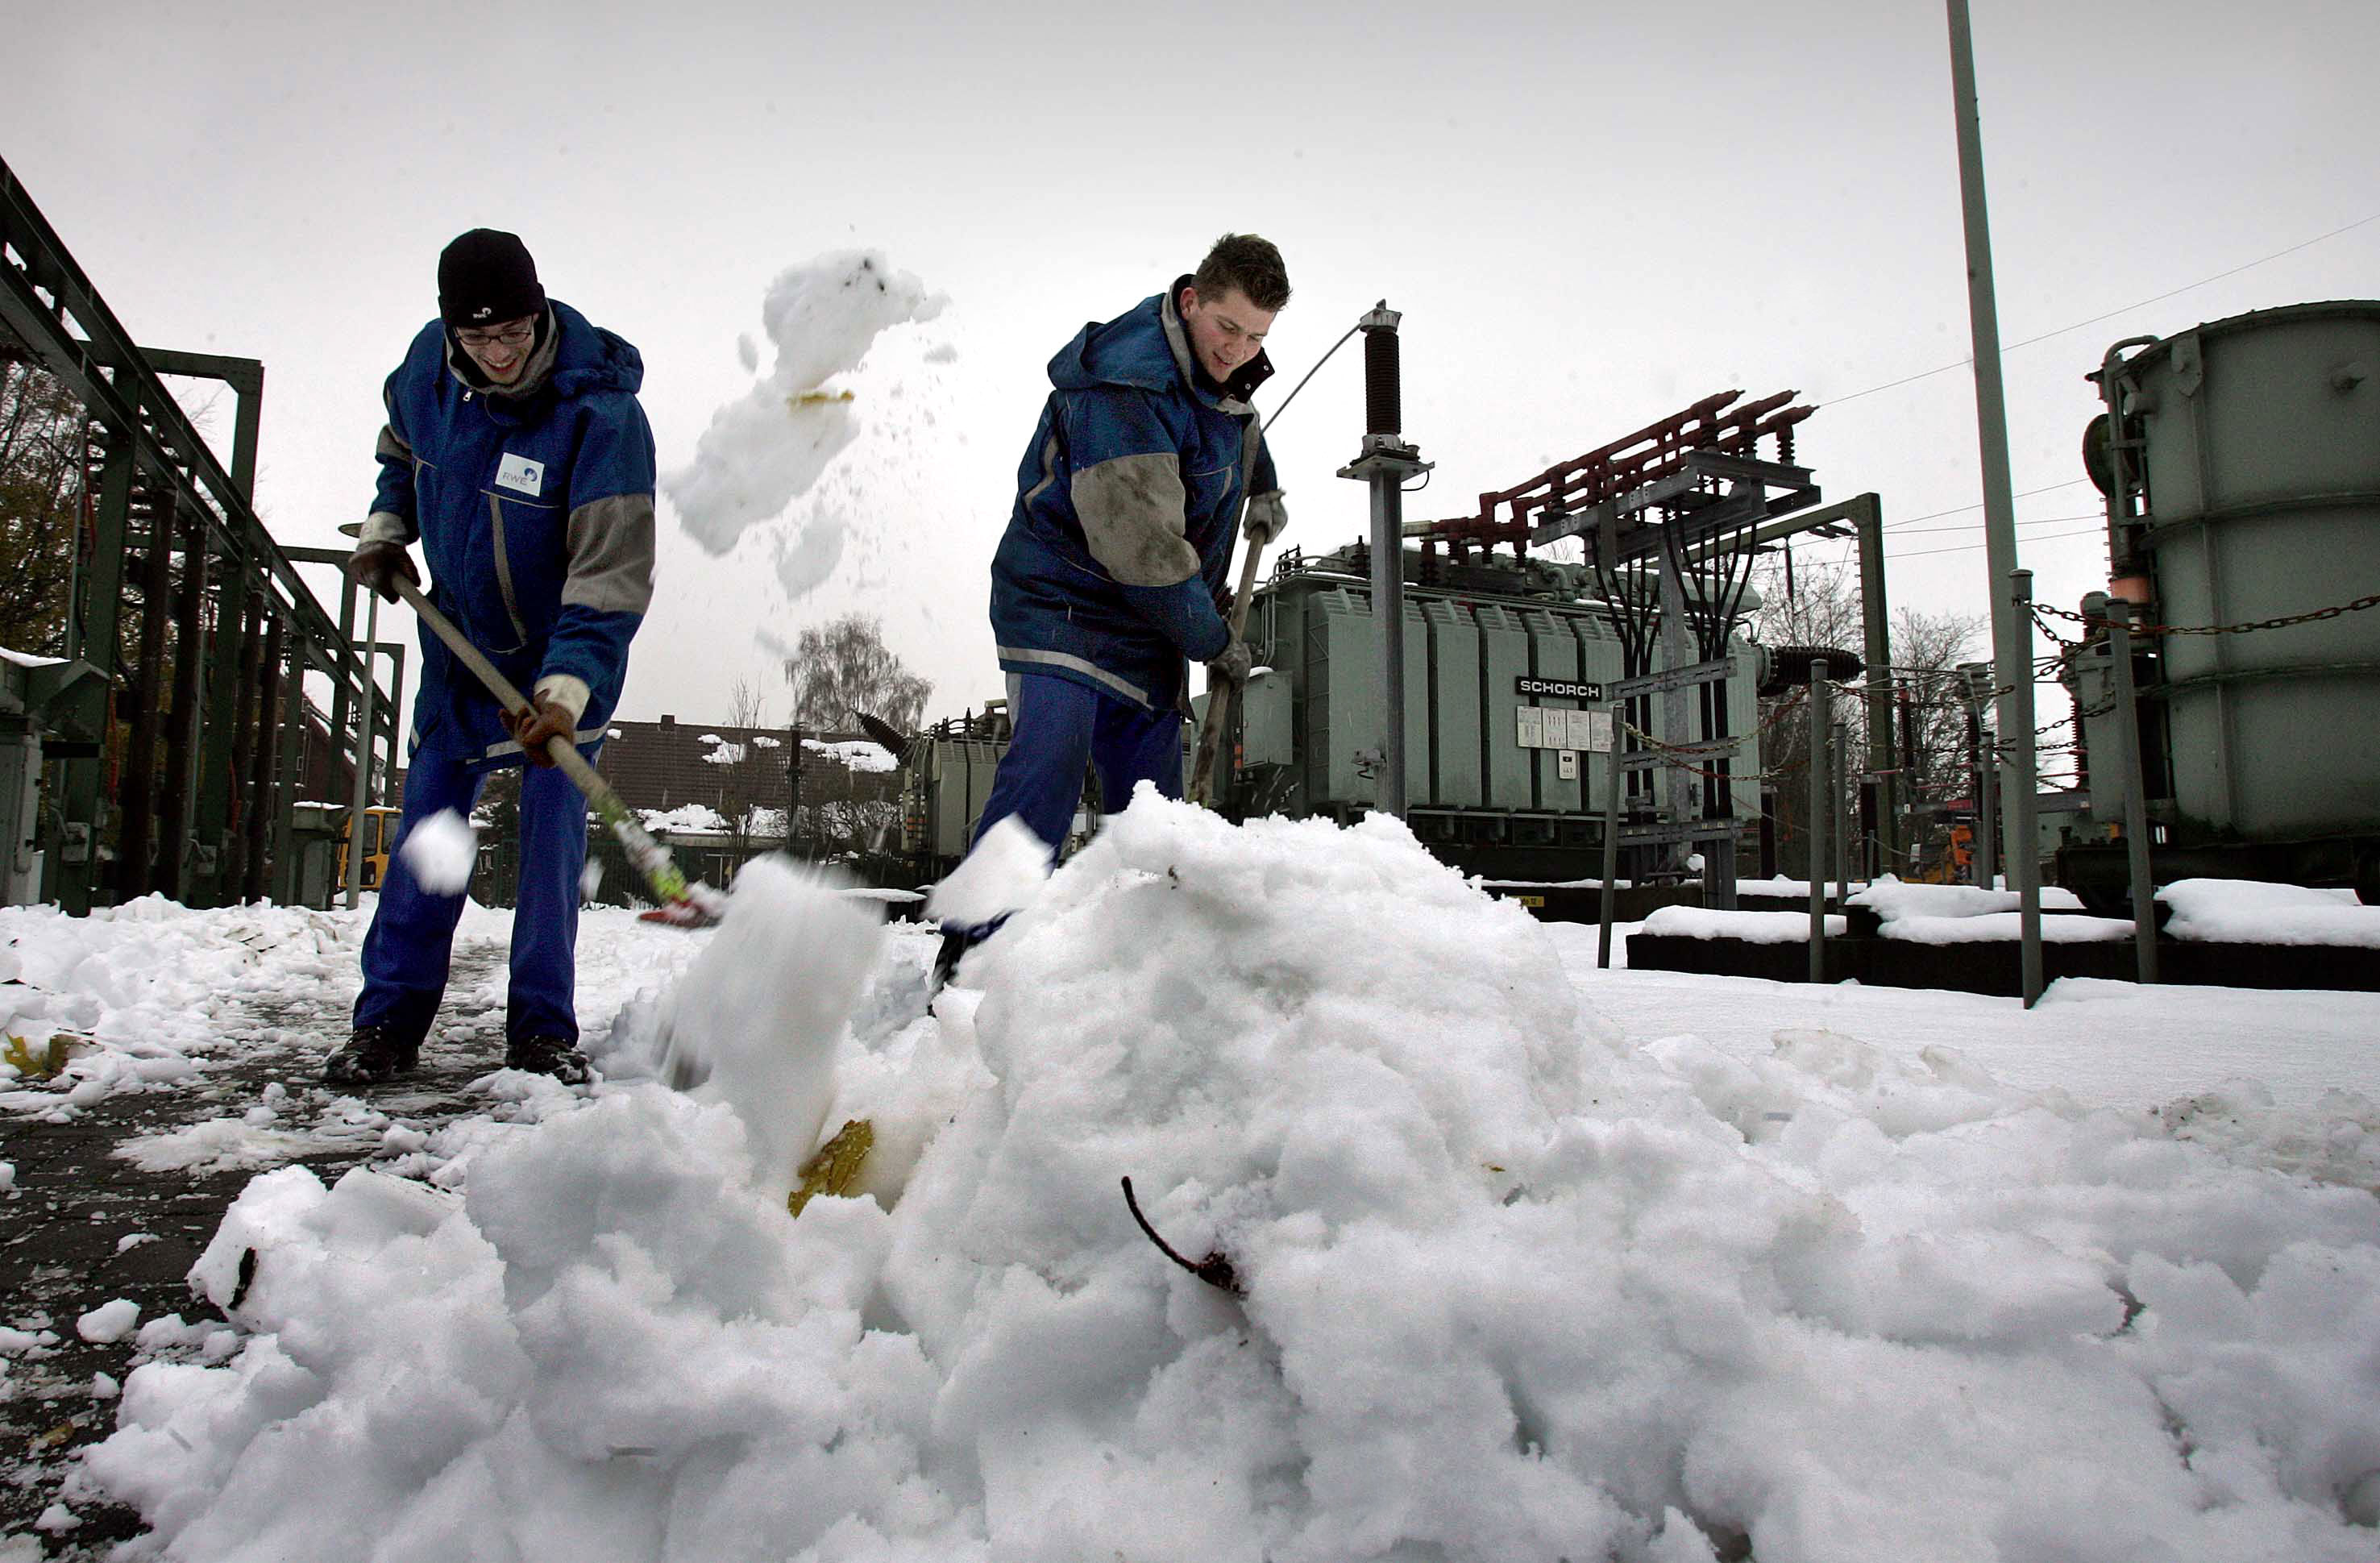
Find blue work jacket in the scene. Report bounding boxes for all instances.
[989,281,1279,713]
[364,300,657,767]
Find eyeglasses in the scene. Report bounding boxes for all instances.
[456,320,535,351]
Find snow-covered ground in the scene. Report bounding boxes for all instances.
[6,803,2379,1561]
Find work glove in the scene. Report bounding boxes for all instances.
[1243,491,1287,547]
[346,540,419,604]
[509,697,575,767]
[1207,639,1254,687]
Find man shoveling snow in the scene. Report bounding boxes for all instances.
[329,228,658,1087]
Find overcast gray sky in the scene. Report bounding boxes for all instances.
[9,0,2378,738]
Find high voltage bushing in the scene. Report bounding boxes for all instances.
[1336,300,1431,821]
[1360,301,1403,441]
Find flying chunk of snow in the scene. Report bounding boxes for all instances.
[397,810,476,896]
[662,251,946,556]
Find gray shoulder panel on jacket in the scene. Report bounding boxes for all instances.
[1073,452,1198,588]
[560,493,657,615]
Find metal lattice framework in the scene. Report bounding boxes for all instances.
[1,153,393,911]
[1400,393,1841,896]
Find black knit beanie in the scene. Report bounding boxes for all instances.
[438,230,545,328]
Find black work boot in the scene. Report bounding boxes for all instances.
[322,1026,419,1087]
[505,1035,591,1085]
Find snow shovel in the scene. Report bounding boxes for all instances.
[388,575,727,928]
[1187,539,1269,806]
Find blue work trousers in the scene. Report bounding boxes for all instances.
[970,672,1183,865]
[353,746,590,1045]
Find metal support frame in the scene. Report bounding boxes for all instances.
[1598,698,1625,969]
[1551,447,1818,902]
[2,154,366,912]
[1808,662,1832,980]
[2091,593,2161,983]
[118,513,173,900]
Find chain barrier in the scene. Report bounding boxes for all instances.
[2033,591,2380,640]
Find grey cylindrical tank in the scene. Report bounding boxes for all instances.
[2122,300,2380,838]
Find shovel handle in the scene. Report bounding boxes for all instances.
[389,576,600,789]
[387,574,709,912]
[1187,540,1268,806]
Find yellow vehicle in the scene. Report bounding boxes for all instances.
[339,805,404,890]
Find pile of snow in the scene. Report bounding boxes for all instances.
[1883,910,2135,945]
[702,742,750,766]
[803,737,899,774]
[81,797,2380,1559]
[397,809,478,895]
[0,898,704,1135]
[1,900,355,1110]
[2161,878,2380,946]
[1849,878,2087,920]
[1642,906,1846,942]
[635,804,729,836]
[663,251,946,559]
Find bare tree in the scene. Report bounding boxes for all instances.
[0,360,88,655]
[781,613,931,733]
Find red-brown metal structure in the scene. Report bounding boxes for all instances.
[1414,389,1815,557]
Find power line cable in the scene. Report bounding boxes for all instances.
[1814,209,2380,412]
[1892,509,2103,536]
[1890,524,2104,560]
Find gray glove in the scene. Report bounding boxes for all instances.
[346,540,420,604]
[1207,639,1254,686]
[1243,491,1287,547]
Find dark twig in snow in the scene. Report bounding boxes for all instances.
[1120,1176,1244,1298]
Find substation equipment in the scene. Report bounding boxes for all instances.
[1,156,397,912]
[2060,300,2380,908]
[1199,333,1892,903]
[892,702,1015,879]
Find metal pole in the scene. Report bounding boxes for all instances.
[1656,526,1698,875]
[1855,494,1900,870]
[1978,721,2000,887]
[243,613,284,903]
[345,591,379,908]
[157,503,210,901]
[1809,661,1830,983]
[273,638,305,905]
[1946,0,2046,1006]
[1963,663,1996,887]
[1598,699,1623,970]
[1833,719,1851,899]
[2095,594,2160,983]
[2009,569,2043,1003]
[384,648,406,804]
[1370,475,1406,818]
